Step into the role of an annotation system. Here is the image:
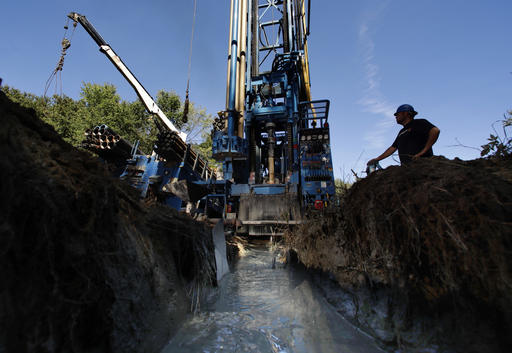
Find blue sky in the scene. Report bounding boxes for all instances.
[1,1,510,180]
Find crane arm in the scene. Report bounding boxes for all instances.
[68,12,187,141]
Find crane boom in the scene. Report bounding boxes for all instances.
[68,12,187,141]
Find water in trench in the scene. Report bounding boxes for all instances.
[161,243,383,353]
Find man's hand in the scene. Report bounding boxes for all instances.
[367,146,397,166]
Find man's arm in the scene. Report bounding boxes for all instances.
[367,146,397,165]
[414,127,440,158]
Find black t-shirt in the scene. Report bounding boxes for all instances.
[392,119,436,163]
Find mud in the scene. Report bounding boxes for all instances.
[0,91,216,353]
[285,156,512,352]
[161,243,383,353]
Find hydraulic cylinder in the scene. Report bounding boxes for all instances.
[266,122,276,184]
[227,0,241,138]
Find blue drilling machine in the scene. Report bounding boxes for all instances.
[208,0,335,236]
[69,11,230,280]
[69,0,336,234]
[66,2,334,279]
[68,12,218,212]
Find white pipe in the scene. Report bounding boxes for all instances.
[237,0,248,138]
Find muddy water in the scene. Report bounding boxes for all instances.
[161,244,383,353]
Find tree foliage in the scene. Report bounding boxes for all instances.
[1,83,214,158]
[156,90,182,127]
[1,85,89,144]
[335,178,351,196]
[155,89,217,166]
[480,111,512,158]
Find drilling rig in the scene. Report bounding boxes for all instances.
[59,4,333,280]
[65,2,334,239]
[67,12,217,211]
[66,11,230,280]
[208,0,335,236]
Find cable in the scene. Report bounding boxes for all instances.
[44,17,77,97]
[182,0,198,124]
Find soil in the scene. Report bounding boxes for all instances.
[0,91,217,353]
[285,156,512,352]
[3,87,512,352]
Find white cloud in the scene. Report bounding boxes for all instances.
[357,7,395,149]
[363,118,395,149]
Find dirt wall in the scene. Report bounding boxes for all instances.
[0,91,216,353]
[286,156,512,352]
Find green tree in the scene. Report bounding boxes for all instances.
[155,89,213,142]
[335,178,351,195]
[126,99,157,153]
[1,85,43,109]
[156,90,182,127]
[155,89,215,163]
[2,83,215,159]
[80,83,131,134]
[79,83,158,152]
[481,111,512,158]
[45,95,88,144]
[2,85,87,145]
[193,133,218,168]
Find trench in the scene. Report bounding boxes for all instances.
[161,242,383,353]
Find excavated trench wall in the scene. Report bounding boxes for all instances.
[0,92,216,353]
[286,157,512,352]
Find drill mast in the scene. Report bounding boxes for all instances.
[211,0,335,235]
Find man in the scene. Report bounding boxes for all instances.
[367,104,440,165]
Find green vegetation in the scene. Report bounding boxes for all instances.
[481,111,512,158]
[334,178,351,195]
[1,83,214,159]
